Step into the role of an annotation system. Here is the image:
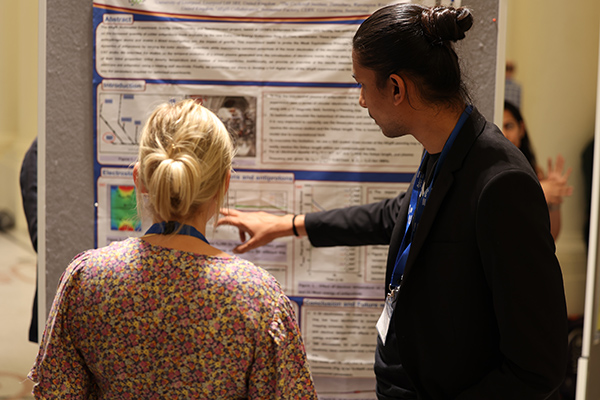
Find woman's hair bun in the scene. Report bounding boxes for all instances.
[137,99,233,223]
[420,6,473,44]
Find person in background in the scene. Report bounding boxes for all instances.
[505,60,522,108]
[19,137,39,343]
[581,137,594,247]
[502,100,573,240]
[29,99,317,399]
[218,4,568,399]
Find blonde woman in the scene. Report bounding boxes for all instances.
[29,99,317,399]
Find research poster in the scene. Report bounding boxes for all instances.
[93,1,423,397]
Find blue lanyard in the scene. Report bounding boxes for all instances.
[389,105,473,290]
[145,221,210,245]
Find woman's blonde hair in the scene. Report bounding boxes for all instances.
[137,99,233,223]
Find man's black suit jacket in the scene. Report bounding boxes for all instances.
[305,107,568,399]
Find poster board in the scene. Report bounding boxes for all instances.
[40,0,501,397]
[92,2,419,396]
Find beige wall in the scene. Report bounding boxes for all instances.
[506,0,600,315]
[0,2,38,233]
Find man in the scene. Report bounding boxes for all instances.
[219,4,568,399]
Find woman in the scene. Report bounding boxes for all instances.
[29,99,317,399]
[219,4,568,399]
[502,100,573,240]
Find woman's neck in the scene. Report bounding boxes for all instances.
[143,211,230,257]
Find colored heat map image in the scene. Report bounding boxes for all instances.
[110,185,140,231]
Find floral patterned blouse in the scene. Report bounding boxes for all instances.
[29,238,317,399]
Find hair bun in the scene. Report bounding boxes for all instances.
[138,99,234,223]
[420,6,473,45]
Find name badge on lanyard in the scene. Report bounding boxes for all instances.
[376,105,473,344]
[377,287,399,344]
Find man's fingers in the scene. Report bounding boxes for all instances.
[215,210,282,253]
[215,216,231,228]
[219,208,241,217]
[216,215,243,229]
[233,238,257,254]
[232,244,245,254]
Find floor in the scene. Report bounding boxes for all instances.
[0,229,38,399]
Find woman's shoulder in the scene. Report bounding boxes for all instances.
[215,255,281,285]
[210,255,285,299]
[64,237,142,276]
[75,236,139,257]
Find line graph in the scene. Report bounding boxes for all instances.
[97,93,185,165]
[228,188,289,215]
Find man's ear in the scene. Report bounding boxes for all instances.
[133,163,148,194]
[389,73,406,105]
